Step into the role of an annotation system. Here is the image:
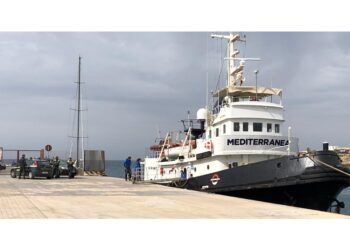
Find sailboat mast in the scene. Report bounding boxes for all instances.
[76,56,81,169]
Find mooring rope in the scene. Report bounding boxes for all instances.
[307,156,350,177]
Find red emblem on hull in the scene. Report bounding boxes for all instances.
[210,173,220,185]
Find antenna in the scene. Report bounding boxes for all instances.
[227,57,261,61]
[187,110,190,128]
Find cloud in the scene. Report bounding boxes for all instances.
[0,32,349,159]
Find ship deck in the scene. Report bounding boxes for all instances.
[0,170,347,218]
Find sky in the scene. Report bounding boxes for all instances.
[0,32,349,160]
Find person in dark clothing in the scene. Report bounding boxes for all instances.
[123,156,132,181]
[134,158,141,181]
[52,156,60,178]
[67,157,74,179]
[180,167,187,180]
[18,154,27,179]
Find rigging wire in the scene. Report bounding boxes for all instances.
[81,83,84,161]
[220,34,223,88]
[244,34,247,58]
[68,84,79,158]
[84,80,89,151]
[216,34,219,76]
[80,69,89,161]
[65,84,76,159]
[206,32,209,109]
[215,57,225,92]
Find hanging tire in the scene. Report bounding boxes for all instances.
[10,169,16,178]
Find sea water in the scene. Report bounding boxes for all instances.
[335,188,350,215]
[105,160,125,178]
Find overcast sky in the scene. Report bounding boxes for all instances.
[0,32,349,160]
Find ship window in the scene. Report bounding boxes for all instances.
[216,128,219,137]
[208,130,212,139]
[234,122,240,131]
[253,123,262,132]
[243,122,249,132]
[223,124,226,134]
[267,123,272,132]
[275,124,280,133]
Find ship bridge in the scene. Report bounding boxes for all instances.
[207,85,297,157]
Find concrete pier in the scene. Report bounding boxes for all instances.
[0,172,347,219]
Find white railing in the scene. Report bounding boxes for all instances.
[132,167,144,183]
[221,95,282,105]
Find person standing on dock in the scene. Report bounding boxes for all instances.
[123,156,132,181]
[52,156,60,178]
[18,154,27,179]
[134,158,141,181]
[67,157,74,179]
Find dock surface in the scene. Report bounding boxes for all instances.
[0,172,347,218]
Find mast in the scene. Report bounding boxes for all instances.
[211,33,260,87]
[68,56,87,168]
[76,56,81,169]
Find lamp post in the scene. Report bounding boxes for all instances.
[254,70,259,101]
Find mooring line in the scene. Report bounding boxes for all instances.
[307,156,350,177]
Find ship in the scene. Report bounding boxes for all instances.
[139,33,350,212]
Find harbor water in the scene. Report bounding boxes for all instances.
[335,187,350,215]
[105,160,125,178]
[104,160,350,215]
